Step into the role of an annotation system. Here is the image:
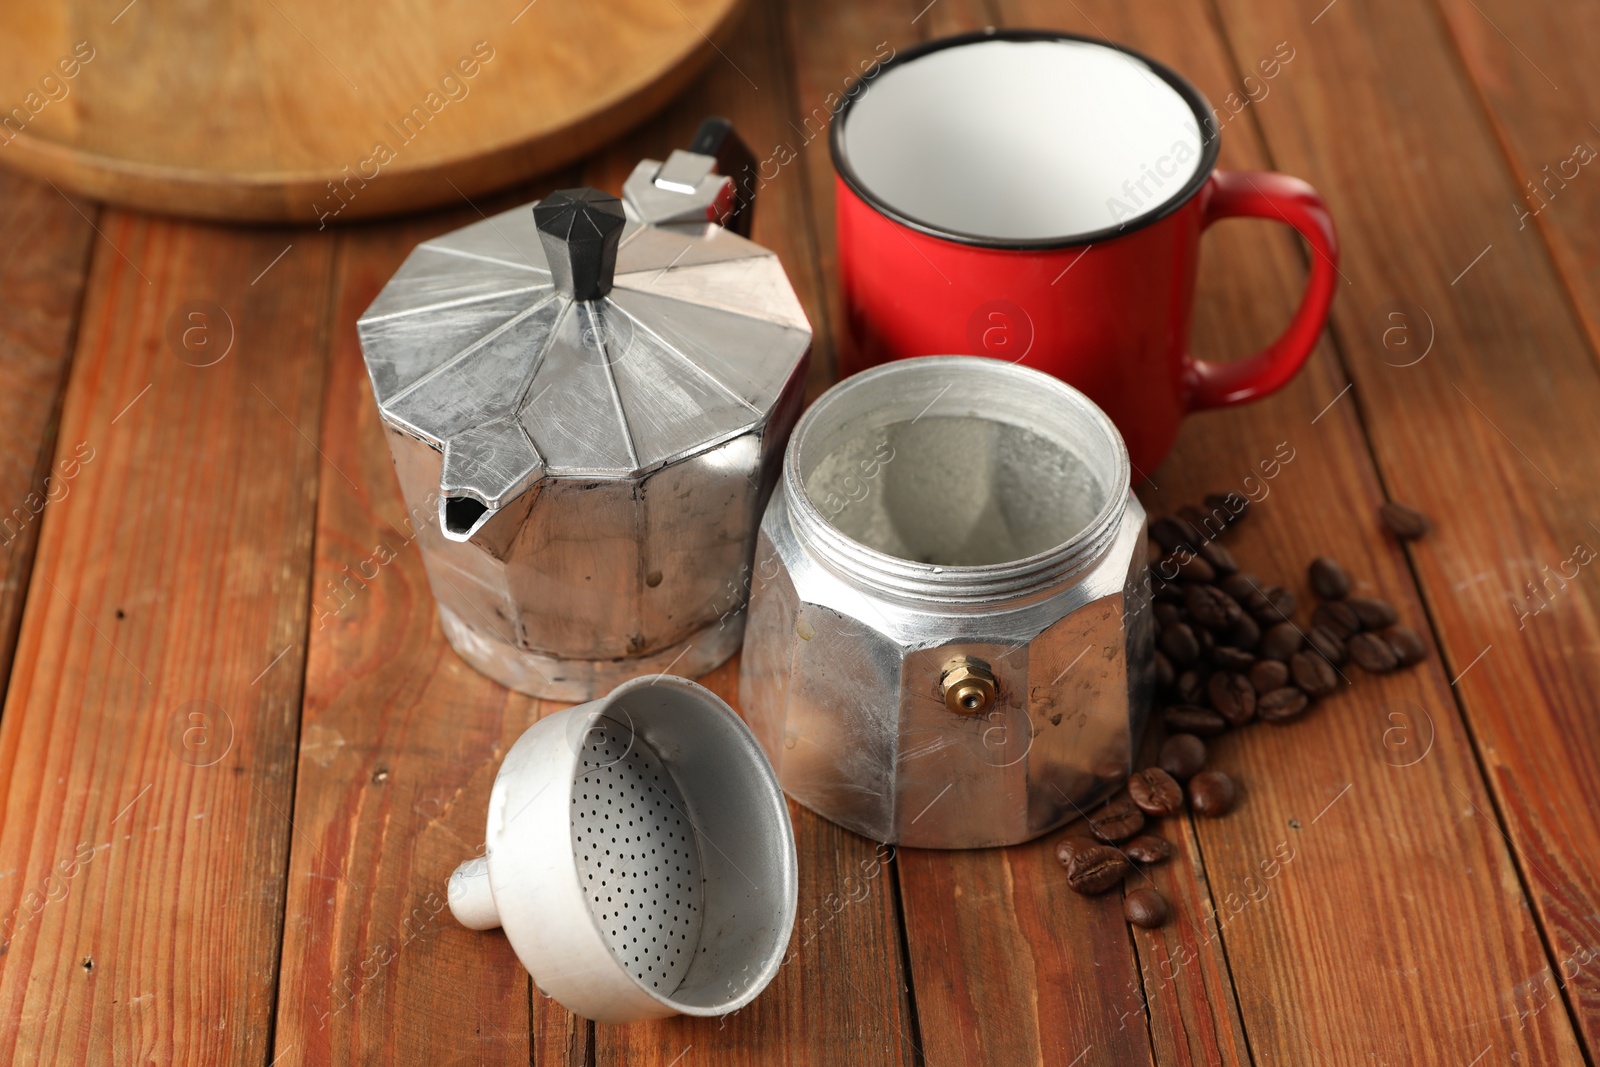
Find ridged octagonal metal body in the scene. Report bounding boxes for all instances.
[357,170,811,701]
[740,357,1153,849]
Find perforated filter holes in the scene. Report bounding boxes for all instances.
[572,721,702,993]
[448,675,797,1024]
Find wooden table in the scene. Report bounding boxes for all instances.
[2,0,1597,1063]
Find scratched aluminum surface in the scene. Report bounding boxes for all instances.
[357,164,812,701]
[740,359,1153,848]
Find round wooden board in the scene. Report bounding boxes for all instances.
[0,0,746,223]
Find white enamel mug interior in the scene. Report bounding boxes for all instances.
[837,31,1213,244]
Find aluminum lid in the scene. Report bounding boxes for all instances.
[356,187,811,508]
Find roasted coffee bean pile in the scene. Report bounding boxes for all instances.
[1056,495,1434,927]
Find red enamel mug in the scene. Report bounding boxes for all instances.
[831,29,1339,478]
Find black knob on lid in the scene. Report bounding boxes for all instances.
[532,188,626,300]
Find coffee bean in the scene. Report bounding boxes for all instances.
[1305,625,1348,664]
[1128,767,1185,816]
[1208,671,1257,726]
[1290,651,1339,697]
[1154,601,1184,629]
[1149,518,1193,553]
[1349,631,1401,673]
[1185,584,1241,632]
[1260,622,1304,661]
[1153,578,1185,604]
[1088,796,1146,843]
[1153,650,1175,691]
[1309,557,1351,600]
[1161,623,1200,666]
[1174,669,1209,705]
[1236,586,1274,619]
[1250,585,1297,625]
[1124,887,1170,928]
[1312,600,1361,639]
[1227,611,1262,651]
[1211,645,1256,672]
[1385,625,1427,666]
[1175,553,1216,584]
[1124,835,1172,865]
[1066,844,1131,895]
[1174,508,1210,544]
[1154,554,1183,584]
[1258,686,1310,722]
[1055,834,1100,868]
[1158,733,1207,780]
[1380,500,1430,540]
[1219,572,1259,601]
[1199,540,1238,577]
[1165,705,1227,736]
[1205,491,1249,525]
[1188,770,1237,816]
[1347,596,1399,630]
[1193,626,1216,661]
[1249,658,1290,692]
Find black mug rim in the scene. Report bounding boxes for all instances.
[829,28,1222,251]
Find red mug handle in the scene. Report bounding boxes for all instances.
[1185,170,1340,410]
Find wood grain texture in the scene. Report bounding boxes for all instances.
[990,0,1587,1062]
[0,0,744,222]
[1431,0,1600,356]
[1122,813,1251,1067]
[1208,0,1600,1055]
[1116,714,1251,1067]
[534,993,593,1067]
[268,204,549,1067]
[0,173,93,700]
[0,216,334,1064]
[776,0,938,391]
[2,1,1596,1063]
[896,843,1156,1067]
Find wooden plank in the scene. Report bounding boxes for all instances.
[533,994,591,1067]
[977,0,1593,1060]
[1122,811,1251,1067]
[895,843,1156,1067]
[0,174,93,700]
[1203,0,1600,1056]
[1110,713,1252,1067]
[582,1,916,1061]
[267,202,552,1067]
[779,2,1161,1064]
[917,0,998,37]
[773,0,989,390]
[1432,0,1600,355]
[0,215,335,1064]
